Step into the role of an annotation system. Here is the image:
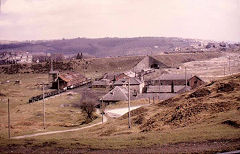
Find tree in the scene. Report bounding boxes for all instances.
[76,52,83,59]
[80,102,96,121]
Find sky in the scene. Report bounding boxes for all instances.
[0,0,240,42]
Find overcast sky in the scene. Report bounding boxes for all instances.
[0,0,239,42]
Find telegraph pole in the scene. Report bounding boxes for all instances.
[228,56,231,75]
[224,64,226,76]
[101,99,104,124]
[185,67,187,87]
[128,78,131,128]
[8,98,10,139]
[42,84,46,129]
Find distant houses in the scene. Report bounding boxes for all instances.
[0,51,32,64]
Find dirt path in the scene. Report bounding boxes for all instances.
[105,105,146,118]
[11,109,107,139]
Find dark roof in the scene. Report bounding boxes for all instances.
[114,77,143,86]
[147,85,191,93]
[101,86,128,101]
[154,73,192,81]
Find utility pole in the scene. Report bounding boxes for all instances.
[128,78,131,128]
[42,84,46,129]
[153,96,155,104]
[185,67,187,87]
[224,64,226,76]
[228,56,231,75]
[101,99,104,124]
[8,98,10,139]
[149,97,150,104]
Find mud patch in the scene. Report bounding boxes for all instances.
[188,88,211,98]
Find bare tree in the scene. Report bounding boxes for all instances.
[80,102,96,121]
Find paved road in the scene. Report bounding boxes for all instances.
[12,109,107,139]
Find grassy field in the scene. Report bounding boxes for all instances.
[0,73,104,140]
[0,52,239,153]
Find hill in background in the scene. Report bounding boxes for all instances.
[0,37,207,57]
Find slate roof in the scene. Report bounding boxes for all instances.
[154,73,192,81]
[114,77,143,86]
[101,86,129,102]
[147,85,191,93]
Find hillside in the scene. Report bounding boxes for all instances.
[93,73,240,134]
[0,37,204,57]
[0,52,221,78]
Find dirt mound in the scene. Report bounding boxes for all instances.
[133,114,146,125]
[188,88,211,98]
[141,100,239,131]
[217,82,238,92]
[222,120,240,128]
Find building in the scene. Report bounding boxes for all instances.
[51,72,87,90]
[152,73,204,89]
[114,77,144,94]
[100,86,129,103]
[91,79,111,88]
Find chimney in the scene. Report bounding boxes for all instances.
[171,81,174,93]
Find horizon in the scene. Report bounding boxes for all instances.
[0,0,240,42]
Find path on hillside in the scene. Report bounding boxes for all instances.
[12,109,107,139]
[12,105,145,139]
[105,105,148,118]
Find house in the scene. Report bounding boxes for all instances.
[100,86,129,103]
[114,77,144,93]
[152,73,204,89]
[51,72,86,90]
[91,79,111,88]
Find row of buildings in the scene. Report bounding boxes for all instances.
[48,55,204,105]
